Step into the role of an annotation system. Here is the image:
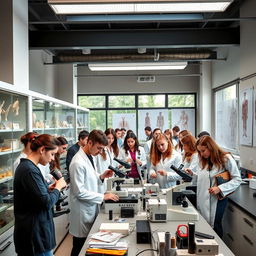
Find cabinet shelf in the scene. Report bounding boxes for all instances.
[0,204,12,213]
[0,129,25,133]
[0,148,22,156]
[0,177,13,184]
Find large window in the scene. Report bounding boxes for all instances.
[78,93,196,141]
[214,84,238,152]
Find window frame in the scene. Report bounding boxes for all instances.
[78,93,197,136]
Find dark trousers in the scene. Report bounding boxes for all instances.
[70,236,86,256]
[213,198,228,238]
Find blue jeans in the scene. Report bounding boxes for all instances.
[35,251,53,256]
[213,197,228,238]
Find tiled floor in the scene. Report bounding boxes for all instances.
[54,233,73,256]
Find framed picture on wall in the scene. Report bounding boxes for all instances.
[171,109,195,136]
[112,113,136,133]
[240,87,253,146]
[138,109,168,141]
[253,88,256,147]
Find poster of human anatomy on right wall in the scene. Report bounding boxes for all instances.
[240,87,253,146]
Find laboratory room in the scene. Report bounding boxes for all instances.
[0,0,256,256]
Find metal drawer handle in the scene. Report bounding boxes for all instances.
[243,217,254,228]
[227,233,234,241]
[228,206,234,212]
[243,235,254,246]
[0,241,12,253]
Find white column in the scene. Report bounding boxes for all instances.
[199,62,212,134]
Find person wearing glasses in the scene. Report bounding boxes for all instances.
[69,130,119,256]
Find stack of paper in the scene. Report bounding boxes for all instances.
[88,231,128,251]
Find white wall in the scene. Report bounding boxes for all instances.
[77,65,200,94]
[200,62,212,133]
[212,47,240,89]
[13,0,29,91]
[0,0,13,85]
[239,0,256,170]
[29,50,58,97]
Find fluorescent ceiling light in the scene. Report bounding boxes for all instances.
[49,1,233,14]
[88,62,188,71]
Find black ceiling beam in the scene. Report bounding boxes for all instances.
[29,28,239,50]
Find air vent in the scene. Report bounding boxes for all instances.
[137,76,155,83]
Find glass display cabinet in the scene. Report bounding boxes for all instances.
[0,90,28,237]
[32,98,76,146]
[77,107,89,134]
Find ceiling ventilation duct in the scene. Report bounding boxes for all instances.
[53,51,216,64]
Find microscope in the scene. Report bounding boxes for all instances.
[166,165,198,221]
[104,165,139,214]
[50,170,70,217]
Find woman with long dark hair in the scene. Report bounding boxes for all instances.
[95,128,119,192]
[120,132,146,180]
[14,134,66,256]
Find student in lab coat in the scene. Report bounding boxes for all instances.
[95,128,119,192]
[180,134,199,176]
[119,132,147,181]
[186,136,241,237]
[149,133,182,188]
[69,130,119,256]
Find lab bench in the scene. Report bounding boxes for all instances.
[79,201,234,256]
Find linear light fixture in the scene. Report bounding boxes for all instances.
[88,62,188,71]
[48,0,233,14]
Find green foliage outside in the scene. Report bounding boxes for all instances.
[109,95,135,108]
[89,110,106,131]
[168,95,195,107]
[138,95,165,108]
[78,95,105,108]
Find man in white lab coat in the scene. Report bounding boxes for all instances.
[69,130,119,256]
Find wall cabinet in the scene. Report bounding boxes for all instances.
[0,90,28,239]
[223,201,256,256]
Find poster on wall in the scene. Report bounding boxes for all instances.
[171,109,195,136]
[253,88,256,147]
[240,88,253,146]
[112,113,136,133]
[216,98,238,150]
[138,109,168,141]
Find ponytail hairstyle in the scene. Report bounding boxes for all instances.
[105,128,119,157]
[123,132,140,155]
[180,134,197,162]
[20,132,38,147]
[196,135,229,170]
[175,129,190,151]
[30,134,59,152]
[150,133,172,166]
[51,136,68,170]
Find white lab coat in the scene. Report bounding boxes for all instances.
[95,147,117,193]
[149,150,182,188]
[144,140,153,179]
[182,153,199,185]
[69,148,104,238]
[193,154,241,227]
[119,146,147,180]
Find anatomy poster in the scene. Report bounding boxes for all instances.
[240,88,253,146]
[253,88,256,147]
[171,109,195,136]
[138,109,168,141]
[216,98,238,150]
[112,113,136,133]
